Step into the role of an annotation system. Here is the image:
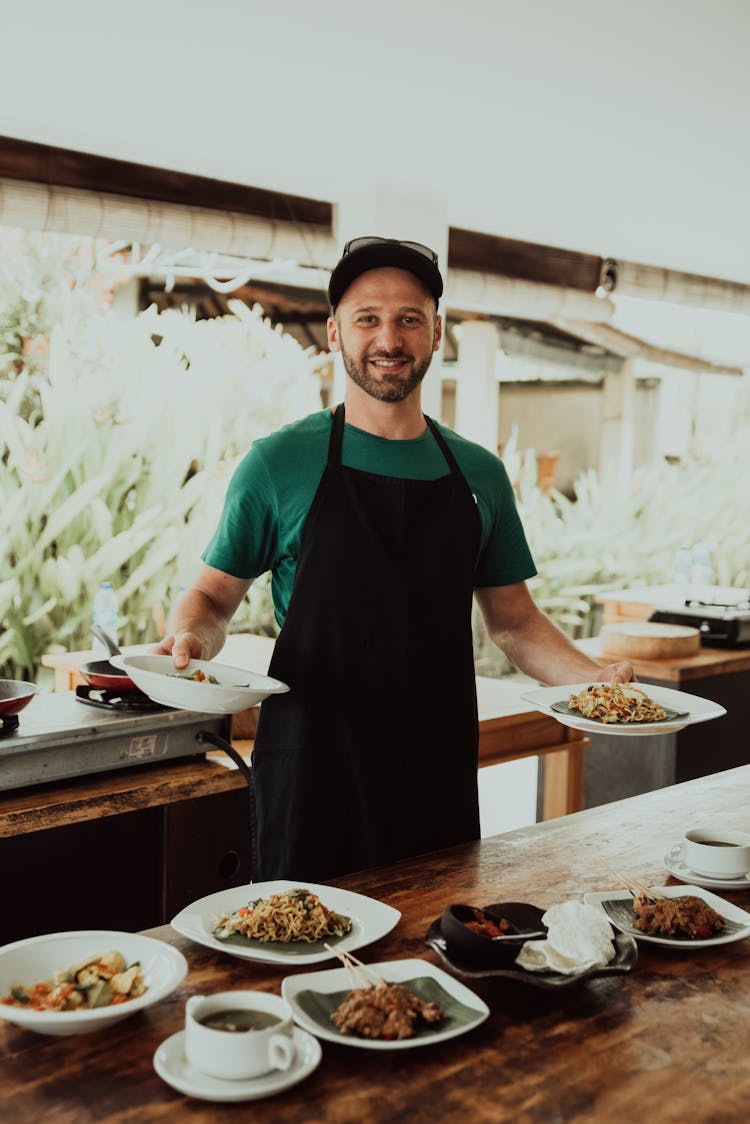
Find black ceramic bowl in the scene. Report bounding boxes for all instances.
[440,902,546,968]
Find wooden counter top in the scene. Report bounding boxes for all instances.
[0,757,248,840]
[579,635,750,684]
[3,765,750,1122]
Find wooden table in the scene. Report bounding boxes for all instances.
[42,634,587,820]
[3,765,750,1123]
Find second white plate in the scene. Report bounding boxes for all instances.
[170,880,401,966]
[521,682,726,737]
[281,958,489,1050]
[584,886,750,948]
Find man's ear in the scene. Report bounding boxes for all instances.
[433,312,443,353]
[327,315,341,353]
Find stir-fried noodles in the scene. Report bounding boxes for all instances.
[567,684,667,724]
[214,887,352,943]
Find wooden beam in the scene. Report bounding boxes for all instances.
[448,227,602,292]
[555,319,744,376]
[0,135,332,228]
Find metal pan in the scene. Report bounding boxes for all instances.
[0,680,39,717]
[79,658,139,693]
[80,626,139,693]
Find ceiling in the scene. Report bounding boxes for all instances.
[1,0,749,287]
[1,1,749,381]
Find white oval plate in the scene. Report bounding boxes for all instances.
[170,880,401,966]
[121,654,289,714]
[663,845,750,890]
[153,1026,321,1103]
[521,682,726,737]
[0,930,187,1035]
[584,886,750,948]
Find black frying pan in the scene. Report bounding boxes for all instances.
[80,626,139,693]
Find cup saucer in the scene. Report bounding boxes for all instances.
[153,1026,321,1103]
[663,845,750,891]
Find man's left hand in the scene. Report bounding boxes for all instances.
[594,661,636,684]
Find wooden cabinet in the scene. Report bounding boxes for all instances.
[0,759,251,944]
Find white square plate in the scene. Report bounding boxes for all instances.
[583,885,750,948]
[170,880,400,965]
[281,958,489,1050]
[521,682,726,736]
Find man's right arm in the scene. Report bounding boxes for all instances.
[154,564,253,668]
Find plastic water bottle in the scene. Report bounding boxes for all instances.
[92,581,119,656]
[673,546,691,589]
[690,540,713,596]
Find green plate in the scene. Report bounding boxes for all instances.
[212,927,351,957]
[600,897,746,942]
[295,976,480,1040]
[550,700,689,725]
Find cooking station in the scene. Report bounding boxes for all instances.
[0,691,252,946]
[0,689,231,791]
[650,590,750,648]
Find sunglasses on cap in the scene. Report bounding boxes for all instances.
[342,236,440,265]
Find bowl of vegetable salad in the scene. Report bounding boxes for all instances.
[0,930,187,1035]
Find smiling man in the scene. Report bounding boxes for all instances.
[157,236,632,882]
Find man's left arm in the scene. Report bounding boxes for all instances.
[475,581,634,686]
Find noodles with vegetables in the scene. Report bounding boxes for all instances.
[567,684,667,724]
[214,887,352,943]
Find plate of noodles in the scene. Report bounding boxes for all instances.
[170,881,401,966]
[520,682,725,737]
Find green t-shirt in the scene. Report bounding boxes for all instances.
[202,410,537,628]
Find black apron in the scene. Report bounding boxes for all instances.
[251,404,482,882]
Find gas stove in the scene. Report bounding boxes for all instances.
[0,690,231,793]
[649,587,750,648]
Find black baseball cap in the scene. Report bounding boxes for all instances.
[328,236,443,310]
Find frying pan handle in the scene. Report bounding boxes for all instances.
[91,624,121,658]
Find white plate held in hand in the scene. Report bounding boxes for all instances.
[121,654,289,714]
[521,682,725,737]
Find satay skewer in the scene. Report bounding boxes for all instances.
[323,944,386,988]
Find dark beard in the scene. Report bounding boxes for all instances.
[340,345,433,403]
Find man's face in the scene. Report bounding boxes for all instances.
[327,267,442,403]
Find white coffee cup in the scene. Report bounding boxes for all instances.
[669,827,750,878]
[185,991,296,1081]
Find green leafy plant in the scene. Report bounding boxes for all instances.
[2,229,748,684]
[473,419,750,678]
[0,239,323,679]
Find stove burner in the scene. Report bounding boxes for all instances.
[686,597,750,612]
[75,685,168,713]
[0,713,20,738]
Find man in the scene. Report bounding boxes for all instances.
[157,235,633,882]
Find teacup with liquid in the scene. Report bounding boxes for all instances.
[670,827,750,879]
[185,990,296,1081]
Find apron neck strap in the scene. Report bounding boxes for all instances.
[329,403,460,476]
[329,403,345,466]
[425,416,462,477]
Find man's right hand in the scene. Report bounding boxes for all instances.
[153,631,204,669]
